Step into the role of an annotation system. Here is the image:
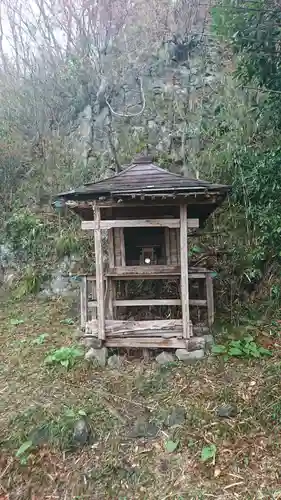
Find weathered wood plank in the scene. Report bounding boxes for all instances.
[80,276,87,328]
[119,228,126,266]
[170,228,179,265]
[88,299,207,308]
[81,218,199,230]
[180,204,190,338]
[114,299,181,306]
[107,265,181,276]
[107,229,115,319]
[94,204,105,339]
[206,274,215,327]
[105,337,188,349]
[86,319,182,336]
[86,270,211,280]
[108,229,115,267]
[107,330,182,338]
[114,228,122,266]
[165,228,171,264]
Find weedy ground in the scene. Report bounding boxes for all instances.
[1,297,281,499]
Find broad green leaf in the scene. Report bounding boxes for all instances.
[32,333,48,345]
[16,440,33,457]
[259,346,272,356]
[61,359,70,368]
[60,318,75,325]
[244,335,254,342]
[78,409,87,416]
[65,409,76,418]
[164,439,179,453]
[228,347,243,356]
[10,318,24,325]
[212,345,227,354]
[201,444,216,462]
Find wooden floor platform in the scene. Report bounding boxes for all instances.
[83,266,213,280]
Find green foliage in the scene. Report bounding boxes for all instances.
[55,233,81,259]
[10,318,25,326]
[32,333,49,345]
[60,318,75,325]
[164,439,179,453]
[15,266,48,297]
[212,0,281,126]
[5,210,49,262]
[16,439,33,457]
[44,347,83,369]
[201,444,216,463]
[212,335,272,359]
[64,408,87,419]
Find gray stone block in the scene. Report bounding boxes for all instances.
[175,349,205,364]
[156,351,176,365]
[85,347,108,366]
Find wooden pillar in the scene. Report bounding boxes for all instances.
[206,274,214,328]
[165,228,171,264]
[180,204,190,339]
[80,276,87,328]
[107,229,115,319]
[94,203,105,340]
[120,228,126,266]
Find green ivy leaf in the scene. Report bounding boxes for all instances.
[10,318,24,325]
[258,346,272,356]
[61,359,70,368]
[32,333,48,345]
[201,444,216,463]
[78,409,87,416]
[60,318,75,325]
[228,347,243,356]
[65,408,76,418]
[164,439,179,453]
[16,440,33,457]
[212,344,227,354]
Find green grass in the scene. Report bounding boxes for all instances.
[2,297,281,498]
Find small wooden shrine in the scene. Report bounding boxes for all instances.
[55,156,230,350]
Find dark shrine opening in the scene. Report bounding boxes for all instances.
[124,227,166,265]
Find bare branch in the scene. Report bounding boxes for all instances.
[105,77,145,117]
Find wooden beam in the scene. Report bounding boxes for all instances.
[88,299,207,308]
[107,265,181,277]
[206,274,215,327]
[94,203,105,340]
[165,228,171,264]
[85,269,212,280]
[86,319,182,336]
[107,229,115,319]
[119,228,126,266]
[80,276,87,328]
[113,299,181,307]
[180,204,190,338]
[108,229,115,266]
[104,337,189,348]
[81,218,199,230]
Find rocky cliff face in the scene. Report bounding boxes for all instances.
[70,36,223,179]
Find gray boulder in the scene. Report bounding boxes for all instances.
[156,351,176,365]
[73,419,90,446]
[175,349,204,364]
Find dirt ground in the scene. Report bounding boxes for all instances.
[1,297,281,499]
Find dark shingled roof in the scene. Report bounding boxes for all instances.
[57,156,231,201]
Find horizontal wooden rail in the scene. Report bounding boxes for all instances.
[85,269,212,280]
[88,299,207,308]
[81,218,199,230]
[87,319,182,336]
[107,265,180,277]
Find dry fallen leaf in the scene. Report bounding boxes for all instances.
[214,467,221,478]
